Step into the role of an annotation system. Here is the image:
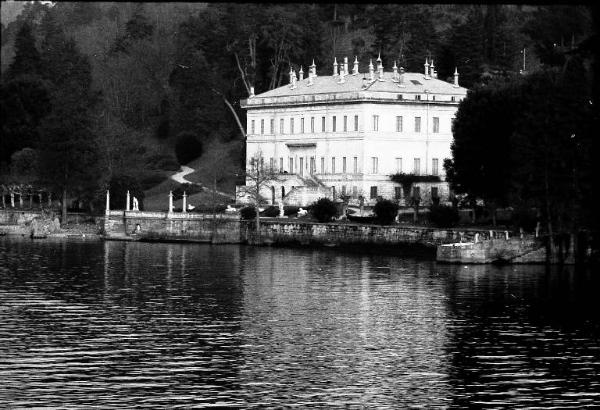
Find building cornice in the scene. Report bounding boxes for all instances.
[241,91,465,110]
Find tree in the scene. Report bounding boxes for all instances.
[445,78,522,225]
[390,173,440,224]
[236,151,280,244]
[373,199,399,225]
[175,132,204,165]
[0,76,51,164]
[311,197,338,222]
[5,22,42,80]
[38,17,100,223]
[192,139,241,240]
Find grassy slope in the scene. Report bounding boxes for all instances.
[143,168,234,211]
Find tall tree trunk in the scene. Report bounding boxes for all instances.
[62,187,68,227]
[212,172,216,242]
[212,88,247,140]
[255,170,261,245]
[543,161,555,253]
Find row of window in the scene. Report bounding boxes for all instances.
[252,156,440,176]
[327,185,439,200]
[249,115,442,135]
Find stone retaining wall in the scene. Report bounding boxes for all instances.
[104,211,510,250]
[436,238,545,264]
[104,211,243,244]
[246,219,506,248]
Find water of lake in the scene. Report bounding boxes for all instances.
[1,237,599,408]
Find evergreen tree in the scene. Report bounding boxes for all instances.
[37,13,100,222]
[6,22,42,79]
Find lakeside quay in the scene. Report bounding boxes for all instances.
[100,210,537,258]
[1,209,579,263]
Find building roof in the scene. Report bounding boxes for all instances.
[255,71,467,99]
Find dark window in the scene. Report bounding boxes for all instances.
[395,187,402,200]
[370,186,378,199]
[412,186,421,200]
[431,187,439,198]
[410,80,422,85]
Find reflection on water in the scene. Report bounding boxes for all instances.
[0,237,598,408]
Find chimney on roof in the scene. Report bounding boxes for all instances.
[453,67,459,88]
[377,53,384,80]
[352,56,359,75]
[309,59,317,78]
[368,59,374,82]
[398,67,405,87]
[289,66,294,85]
[299,66,304,80]
[392,61,398,82]
[333,57,338,76]
[424,58,430,79]
[249,86,255,98]
[343,57,348,75]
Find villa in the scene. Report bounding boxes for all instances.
[238,56,468,207]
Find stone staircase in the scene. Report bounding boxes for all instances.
[283,186,332,207]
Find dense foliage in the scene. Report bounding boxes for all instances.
[373,199,400,225]
[240,206,257,220]
[446,54,595,236]
[428,204,460,227]
[311,198,338,222]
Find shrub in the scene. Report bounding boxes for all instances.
[373,199,399,225]
[175,132,203,165]
[310,197,338,222]
[429,204,459,227]
[260,206,279,217]
[240,206,257,220]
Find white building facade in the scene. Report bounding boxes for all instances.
[238,57,468,207]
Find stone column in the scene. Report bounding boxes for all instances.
[168,191,174,213]
[182,192,187,213]
[10,192,15,208]
[29,194,33,209]
[19,193,23,208]
[105,190,110,215]
[126,190,130,211]
[38,192,43,209]
[1,193,5,208]
[505,231,509,240]
[475,233,479,243]
[48,192,52,207]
